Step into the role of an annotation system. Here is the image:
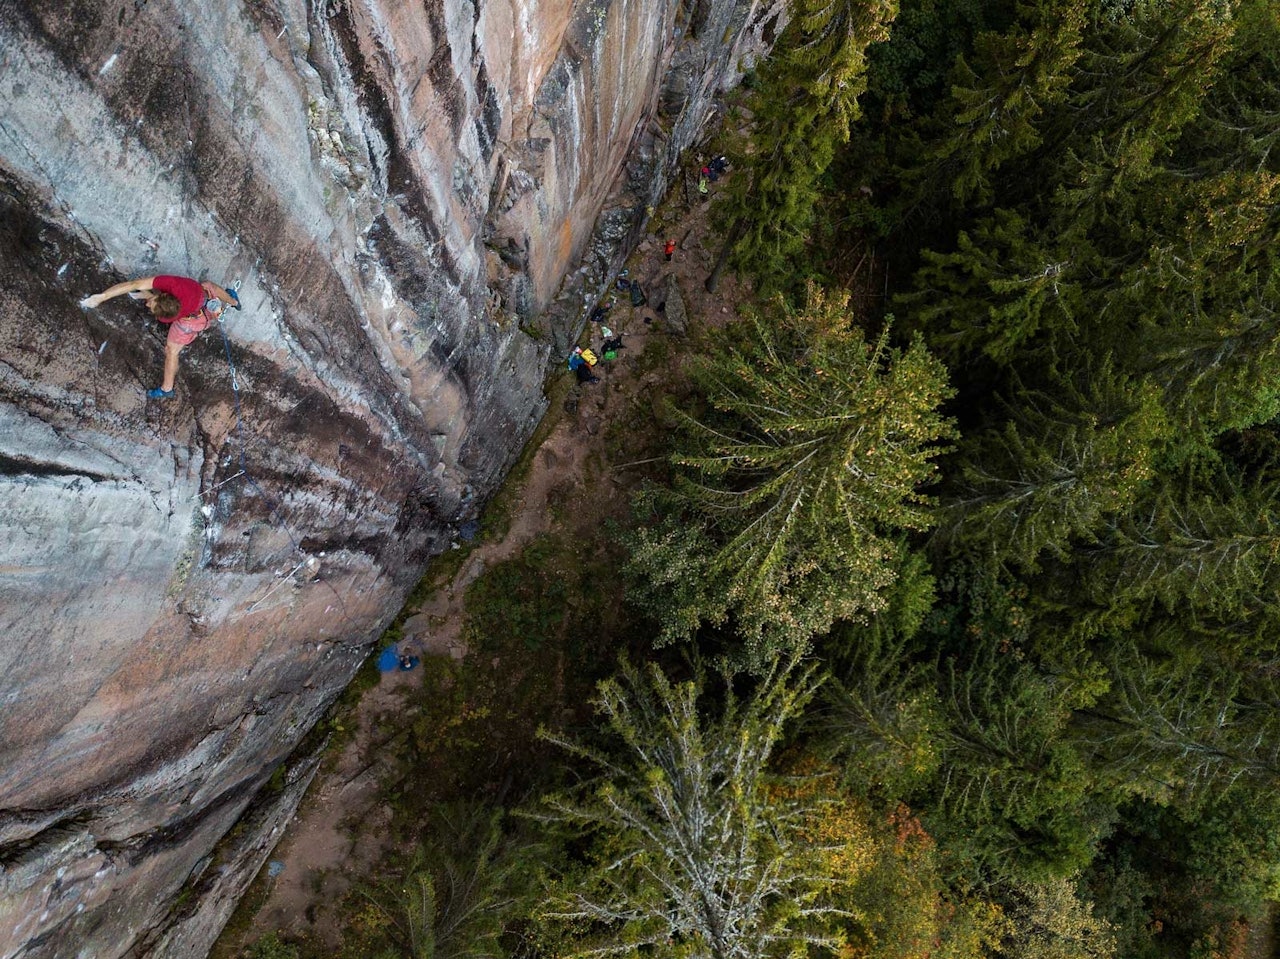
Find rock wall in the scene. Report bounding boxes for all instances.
[0,0,781,956]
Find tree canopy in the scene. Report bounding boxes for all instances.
[626,286,955,668]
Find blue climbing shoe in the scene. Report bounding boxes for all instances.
[146,387,174,399]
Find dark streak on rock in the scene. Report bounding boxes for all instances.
[0,812,95,870]
[325,3,462,286]
[475,60,501,165]
[8,0,109,87]
[370,213,474,412]
[0,453,116,483]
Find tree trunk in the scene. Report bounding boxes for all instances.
[705,217,746,293]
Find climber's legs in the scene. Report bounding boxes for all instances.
[161,339,183,393]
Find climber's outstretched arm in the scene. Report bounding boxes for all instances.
[81,277,157,309]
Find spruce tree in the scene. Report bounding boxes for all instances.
[941,364,1169,571]
[718,0,898,293]
[1046,0,1239,235]
[927,0,1086,207]
[932,631,1113,880]
[534,658,850,959]
[626,286,955,668]
[1078,638,1280,801]
[1077,468,1280,628]
[906,209,1084,366]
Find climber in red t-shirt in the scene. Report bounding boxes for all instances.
[83,274,239,399]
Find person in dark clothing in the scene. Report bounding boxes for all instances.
[568,348,600,384]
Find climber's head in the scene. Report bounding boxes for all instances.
[144,291,182,319]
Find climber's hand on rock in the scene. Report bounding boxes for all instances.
[80,293,108,309]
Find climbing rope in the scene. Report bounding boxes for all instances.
[208,292,360,623]
[211,290,302,553]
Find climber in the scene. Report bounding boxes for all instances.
[569,347,600,384]
[82,274,239,399]
[664,238,677,261]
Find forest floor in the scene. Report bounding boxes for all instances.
[213,158,752,956]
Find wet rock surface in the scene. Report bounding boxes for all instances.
[0,0,779,956]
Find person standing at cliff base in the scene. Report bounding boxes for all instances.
[82,275,238,398]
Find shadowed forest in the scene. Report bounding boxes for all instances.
[233,1,1280,957]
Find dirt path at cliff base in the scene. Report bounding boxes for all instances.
[216,174,749,954]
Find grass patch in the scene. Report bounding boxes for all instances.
[464,539,570,653]
[375,526,649,825]
[243,932,299,959]
[208,868,281,959]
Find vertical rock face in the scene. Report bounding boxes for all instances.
[0,0,780,956]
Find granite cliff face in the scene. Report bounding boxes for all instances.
[0,0,780,955]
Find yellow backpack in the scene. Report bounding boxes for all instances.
[581,348,599,366]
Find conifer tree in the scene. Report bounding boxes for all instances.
[820,563,1113,880]
[898,0,1266,405]
[1078,638,1280,801]
[906,210,1083,366]
[357,803,539,959]
[1077,469,1280,628]
[1193,1,1280,173]
[817,619,944,796]
[719,0,898,292]
[1124,178,1280,439]
[927,0,1086,207]
[942,365,1169,571]
[781,0,1280,933]
[626,286,955,668]
[1047,0,1239,234]
[933,634,1111,880]
[534,658,850,959]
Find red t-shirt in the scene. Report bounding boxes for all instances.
[152,275,205,319]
